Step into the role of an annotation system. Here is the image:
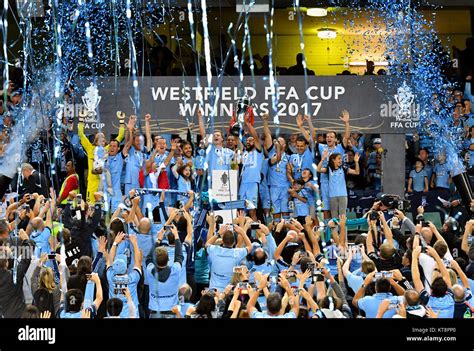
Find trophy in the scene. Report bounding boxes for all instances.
[81,83,101,117]
[229,95,255,137]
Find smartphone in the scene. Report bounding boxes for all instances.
[286,271,296,278]
[250,222,260,230]
[293,289,301,296]
[388,301,399,309]
[48,254,56,260]
[76,194,82,202]
[24,204,30,213]
[233,266,244,273]
[374,272,383,280]
[85,274,92,280]
[238,282,249,295]
[164,225,173,230]
[383,271,393,279]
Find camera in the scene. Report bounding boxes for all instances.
[286,271,296,278]
[250,222,260,230]
[369,211,379,221]
[379,194,411,212]
[312,268,324,282]
[233,266,244,273]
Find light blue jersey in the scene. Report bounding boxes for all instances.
[409,169,428,192]
[289,148,314,180]
[358,293,402,318]
[241,148,264,184]
[205,145,234,171]
[207,245,248,291]
[433,162,450,189]
[31,227,52,258]
[108,152,124,212]
[106,267,141,318]
[328,165,349,198]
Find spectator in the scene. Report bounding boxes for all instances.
[287,53,315,76]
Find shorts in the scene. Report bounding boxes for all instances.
[320,181,329,211]
[239,182,259,208]
[269,186,289,214]
[259,183,271,210]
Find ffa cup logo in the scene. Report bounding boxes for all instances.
[380,81,419,129]
[82,83,101,116]
[394,81,415,122]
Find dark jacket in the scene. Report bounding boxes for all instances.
[63,202,102,258]
[12,170,49,198]
[0,240,33,318]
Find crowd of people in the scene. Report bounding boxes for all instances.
[0,84,474,319]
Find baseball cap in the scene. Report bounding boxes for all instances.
[113,254,128,275]
[373,138,382,145]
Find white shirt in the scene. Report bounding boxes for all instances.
[419,250,453,291]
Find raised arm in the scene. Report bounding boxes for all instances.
[122,115,136,158]
[347,153,360,175]
[183,210,194,246]
[244,113,261,151]
[234,223,253,254]
[303,114,316,146]
[411,245,424,292]
[144,114,152,152]
[316,149,329,173]
[426,246,452,289]
[77,112,94,155]
[273,233,293,260]
[378,211,394,247]
[366,219,376,254]
[197,109,207,144]
[128,235,143,271]
[182,191,195,212]
[114,111,126,143]
[296,114,311,143]
[340,110,351,148]
[262,113,273,151]
[89,273,103,310]
[461,219,473,255]
[247,274,268,316]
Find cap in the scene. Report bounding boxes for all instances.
[113,254,128,275]
[373,138,382,145]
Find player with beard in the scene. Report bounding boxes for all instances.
[238,115,263,221]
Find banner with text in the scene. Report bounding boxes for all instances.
[70,76,420,137]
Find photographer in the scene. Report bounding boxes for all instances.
[366,211,403,271]
[0,231,33,318]
[247,272,299,318]
[146,224,183,318]
[352,271,405,318]
[106,232,142,318]
[205,221,252,292]
[411,244,455,318]
[63,191,103,258]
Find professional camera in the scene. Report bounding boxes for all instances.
[378,193,411,212]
